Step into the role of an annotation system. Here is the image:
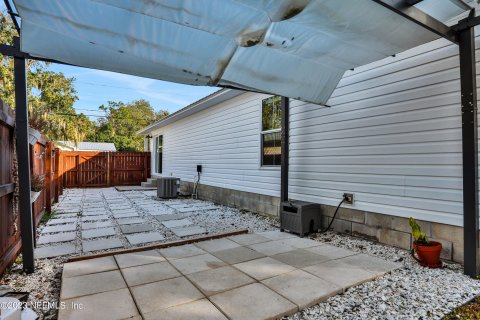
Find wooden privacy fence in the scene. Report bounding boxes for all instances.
[0,101,20,275]
[61,151,151,188]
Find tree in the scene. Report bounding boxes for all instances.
[0,11,94,142]
[89,99,168,151]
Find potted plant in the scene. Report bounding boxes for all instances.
[409,217,442,268]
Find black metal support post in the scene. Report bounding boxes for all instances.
[280,97,289,204]
[14,44,35,273]
[458,11,479,277]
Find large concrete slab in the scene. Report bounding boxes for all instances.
[60,270,126,300]
[125,232,165,245]
[228,233,271,246]
[303,259,377,291]
[121,261,181,286]
[115,250,165,268]
[262,270,342,309]
[159,244,206,260]
[58,288,139,320]
[37,231,76,245]
[272,249,332,268]
[258,230,298,241]
[234,257,296,281]
[305,244,358,260]
[83,238,123,252]
[131,277,204,315]
[211,246,265,265]
[210,283,298,320]
[170,225,207,237]
[169,253,226,275]
[143,299,227,320]
[248,240,296,256]
[186,266,255,296]
[195,238,241,253]
[63,257,118,278]
[335,253,401,276]
[35,243,76,258]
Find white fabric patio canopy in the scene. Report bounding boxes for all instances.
[13,0,465,104]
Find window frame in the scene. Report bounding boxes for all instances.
[260,96,282,167]
[154,134,163,174]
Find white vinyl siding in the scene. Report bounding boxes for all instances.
[149,32,480,227]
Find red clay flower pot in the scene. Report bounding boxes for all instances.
[412,241,442,268]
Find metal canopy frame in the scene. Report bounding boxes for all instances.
[1,0,479,276]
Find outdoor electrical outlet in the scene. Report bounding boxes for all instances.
[343,193,354,205]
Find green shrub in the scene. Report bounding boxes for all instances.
[409,217,429,244]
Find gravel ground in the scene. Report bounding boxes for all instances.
[286,232,480,320]
[2,189,479,319]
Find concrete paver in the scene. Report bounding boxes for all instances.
[170,225,207,237]
[262,270,342,309]
[131,277,204,315]
[125,232,165,245]
[234,257,296,281]
[187,266,255,296]
[120,223,155,234]
[211,246,265,265]
[35,243,76,258]
[63,256,118,278]
[169,253,226,275]
[143,299,227,320]
[161,218,193,228]
[83,238,123,252]
[303,259,377,290]
[115,250,165,268]
[82,227,116,239]
[195,238,241,253]
[60,270,126,300]
[37,231,76,245]
[58,288,139,320]
[82,221,114,230]
[42,223,77,233]
[121,261,180,286]
[159,244,206,260]
[210,283,298,320]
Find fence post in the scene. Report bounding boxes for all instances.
[14,51,35,273]
[45,142,52,212]
[76,154,81,188]
[54,148,59,202]
[106,152,110,186]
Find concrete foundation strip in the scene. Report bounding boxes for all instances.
[67,229,249,263]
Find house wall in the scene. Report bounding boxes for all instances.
[148,33,480,262]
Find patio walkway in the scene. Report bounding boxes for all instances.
[35,188,240,258]
[58,231,400,320]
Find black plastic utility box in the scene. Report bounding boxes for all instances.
[280,200,321,237]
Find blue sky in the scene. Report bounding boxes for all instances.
[49,64,218,119]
